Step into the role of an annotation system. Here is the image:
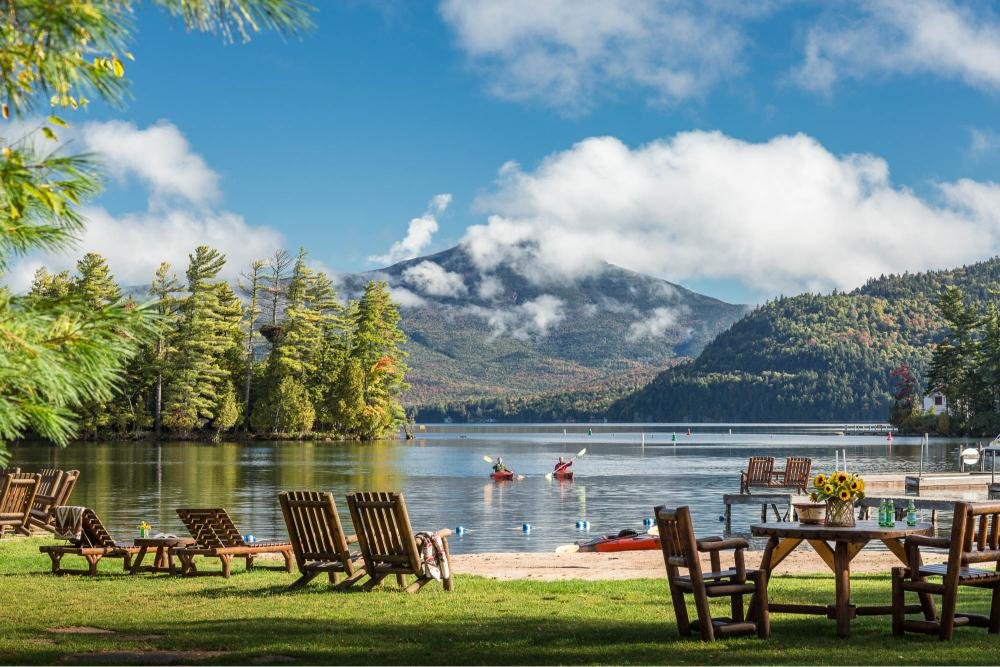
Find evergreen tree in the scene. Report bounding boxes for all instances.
[148,263,184,435]
[28,268,72,300]
[73,253,122,307]
[238,259,267,423]
[163,246,242,434]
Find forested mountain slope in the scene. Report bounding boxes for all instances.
[609,257,1000,422]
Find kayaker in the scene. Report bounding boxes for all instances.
[492,456,510,473]
[554,456,572,474]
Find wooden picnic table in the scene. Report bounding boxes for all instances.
[751,520,933,638]
[129,537,195,575]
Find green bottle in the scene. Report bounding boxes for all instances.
[906,499,917,527]
[878,499,886,526]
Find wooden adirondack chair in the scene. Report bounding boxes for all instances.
[279,490,366,590]
[27,469,63,531]
[771,457,812,494]
[656,505,769,641]
[739,457,775,494]
[174,508,294,578]
[38,508,141,575]
[0,473,40,537]
[346,491,453,593]
[893,501,1000,640]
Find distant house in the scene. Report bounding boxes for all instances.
[923,390,948,415]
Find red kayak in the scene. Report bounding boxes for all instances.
[577,530,660,553]
[490,470,515,481]
[554,470,574,480]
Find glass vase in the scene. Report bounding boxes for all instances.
[825,499,856,527]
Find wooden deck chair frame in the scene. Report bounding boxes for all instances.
[28,468,65,531]
[174,508,294,578]
[0,473,40,537]
[771,457,812,494]
[739,457,775,495]
[893,501,1000,640]
[38,508,140,575]
[656,505,769,641]
[346,491,453,593]
[279,491,366,590]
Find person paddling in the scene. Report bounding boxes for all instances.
[492,456,510,473]
[554,456,573,474]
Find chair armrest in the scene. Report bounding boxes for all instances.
[906,535,950,549]
[436,528,453,538]
[697,537,748,552]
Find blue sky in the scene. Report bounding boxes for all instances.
[23,1,1000,304]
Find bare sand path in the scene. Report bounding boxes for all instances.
[450,547,947,581]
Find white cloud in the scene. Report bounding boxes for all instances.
[369,193,452,265]
[82,120,220,206]
[628,307,684,341]
[464,294,566,340]
[439,0,755,111]
[476,274,504,300]
[794,0,1000,95]
[969,128,1000,158]
[388,286,427,308]
[402,260,468,297]
[7,120,283,291]
[461,130,1000,297]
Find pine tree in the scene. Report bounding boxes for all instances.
[238,259,267,423]
[148,262,184,435]
[28,268,72,300]
[163,246,242,434]
[73,253,122,308]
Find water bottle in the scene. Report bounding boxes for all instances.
[906,499,917,527]
[877,499,886,526]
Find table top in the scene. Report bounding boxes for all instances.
[750,520,933,542]
[133,536,195,547]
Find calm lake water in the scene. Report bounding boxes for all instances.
[7,426,985,553]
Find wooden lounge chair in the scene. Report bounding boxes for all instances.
[28,468,66,531]
[892,501,1000,640]
[174,508,294,578]
[656,505,769,641]
[346,491,453,593]
[739,457,775,494]
[279,490,366,590]
[38,508,141,575]
[771,457,812,494]
[0,473,40,537]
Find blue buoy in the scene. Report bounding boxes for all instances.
[643,516,654,528]
[582,520,590,530]
[575,521,583,529]
[718,515,725,522]
[456,526,466,536]
[522,523,531,533]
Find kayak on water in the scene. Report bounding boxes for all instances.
[554,470,574,480]
[490,470,516,481]
[576,529,660,553]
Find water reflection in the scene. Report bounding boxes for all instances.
[7,431,983,553]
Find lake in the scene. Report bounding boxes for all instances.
[7,426,984,553]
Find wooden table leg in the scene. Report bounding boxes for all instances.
[834,541,852,638]
[130,546,149,574]
[153,546,167,571]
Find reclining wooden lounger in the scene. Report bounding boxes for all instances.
[174,508,294,578]
[0,473,40,537]
[38,508,141,575]
[346,491,453,593]
[279,490,366,590]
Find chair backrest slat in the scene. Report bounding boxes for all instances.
[746,457,774,484]
[656,505,698,574]
[346,491,421,574]
[0,474,40,527]
[279,491,351,569]
[54,470,80,507]
[783,457,812,487]
[176,508,244,548]
[949,502,1000,575]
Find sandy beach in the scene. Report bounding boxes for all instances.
[450,547,947,581]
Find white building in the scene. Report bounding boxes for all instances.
[922,390,948,415]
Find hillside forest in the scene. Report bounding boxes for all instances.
[27,248,409,441]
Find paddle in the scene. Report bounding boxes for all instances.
[555,543,580,554]
[484,455,525,480]
[546,448,587,480]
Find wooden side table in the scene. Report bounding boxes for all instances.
[129,537,195,575]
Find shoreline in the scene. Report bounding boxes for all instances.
[450,547,948,581]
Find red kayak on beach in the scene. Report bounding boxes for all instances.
[576,530,660,553]
[490,470,515,481]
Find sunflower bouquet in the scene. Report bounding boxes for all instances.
[809,471,865,527]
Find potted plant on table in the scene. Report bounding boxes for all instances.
[810,471,865,527]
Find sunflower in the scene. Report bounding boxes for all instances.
[849,480,860,491]
[856,479,865,492]
[813,474,827,487]
[824,484,834,495]
[839,489,851,501]
[836,472,849,484]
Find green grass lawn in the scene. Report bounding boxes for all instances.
[0,538,996,665]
